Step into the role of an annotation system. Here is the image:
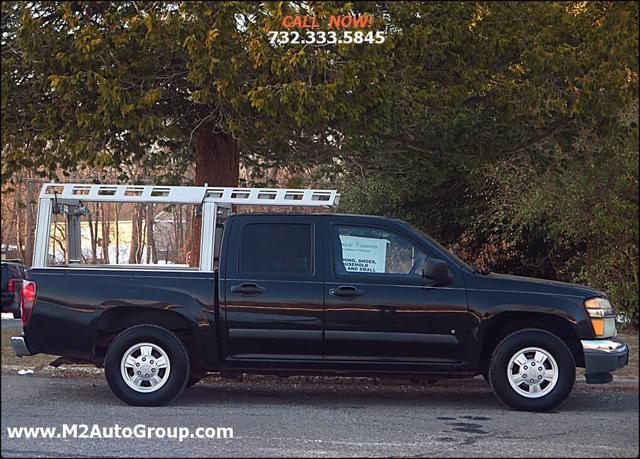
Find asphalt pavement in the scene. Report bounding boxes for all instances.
[1,373,638,457]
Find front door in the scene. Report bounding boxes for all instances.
[323,218,468,364]
[223,215,323,360]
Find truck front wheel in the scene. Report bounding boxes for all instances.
[489,329,575,412]
[105,325,190,406]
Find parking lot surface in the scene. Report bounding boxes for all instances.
[1,373,638,457]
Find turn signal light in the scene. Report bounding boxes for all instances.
[584,297,616,338]
[591,318,605,336]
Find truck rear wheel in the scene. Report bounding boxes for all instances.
[489,328,575,412]
[105,325,190,406]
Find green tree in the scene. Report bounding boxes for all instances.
[473,103,639,324]
[337,2,638,323]
[2,0,397,260]
[2,1,638,321]
[2,1,396,181]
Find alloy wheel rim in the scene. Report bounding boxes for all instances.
[120,342,171,393]
[507,346,558,398]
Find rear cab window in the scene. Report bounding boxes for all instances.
[224,215,321,281]
[239,223,313,275]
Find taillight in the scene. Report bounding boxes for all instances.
[8,279,15,293]
[21,280,36,326]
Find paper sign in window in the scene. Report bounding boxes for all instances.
[339,235,389,273]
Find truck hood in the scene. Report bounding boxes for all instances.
[475,272,605,299]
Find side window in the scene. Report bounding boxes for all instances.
[334,226,426,275]
[240,223,313,275]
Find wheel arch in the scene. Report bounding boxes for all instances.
[93,307,207,370]
[478,311,584,372]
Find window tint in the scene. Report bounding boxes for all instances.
[240,223,313,275]
[334,226,426,275]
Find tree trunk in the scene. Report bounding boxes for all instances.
[173,205,181,263]
[146,204,157,264]
[52,224,66,264]
[25,181,35,265]
[114,204,120,264]
[101,203,110,264]
[189,128,239,267]
[15,184,26,263]
[129,208,137,264]
[52,220,66,264]
[129,204,144,263]
[89,203,99,262]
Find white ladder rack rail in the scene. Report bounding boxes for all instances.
[33,183,340,271]
[39,183,340,207]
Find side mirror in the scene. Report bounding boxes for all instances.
[421,258,453,286]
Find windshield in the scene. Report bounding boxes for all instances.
[404,222,478,272]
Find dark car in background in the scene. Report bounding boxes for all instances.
[1,260,28,318]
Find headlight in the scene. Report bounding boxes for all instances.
[584,297,616,338]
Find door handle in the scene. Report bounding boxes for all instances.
[230,283,266,295]
[330,285,363,297]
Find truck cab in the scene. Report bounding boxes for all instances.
[11,183,629,411]
[220,213,468,366]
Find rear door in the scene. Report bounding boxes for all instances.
[222,215,324,360]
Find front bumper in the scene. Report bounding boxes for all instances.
[11,335,32,357]
[581,337,629,383]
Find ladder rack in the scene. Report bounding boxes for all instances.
[40,183,340,207]
[33,182,340,271]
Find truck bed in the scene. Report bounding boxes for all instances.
[23,268,220,366]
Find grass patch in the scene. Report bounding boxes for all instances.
[1,327,61,370]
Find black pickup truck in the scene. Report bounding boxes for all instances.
[12,213,629,411]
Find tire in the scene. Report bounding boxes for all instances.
[489,328,575,412]
[104,325,190,406]
[482,370,490,386]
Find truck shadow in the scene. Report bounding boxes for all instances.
[173,378,638,413]
[51,375,638,413]
[180,383,499,410]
